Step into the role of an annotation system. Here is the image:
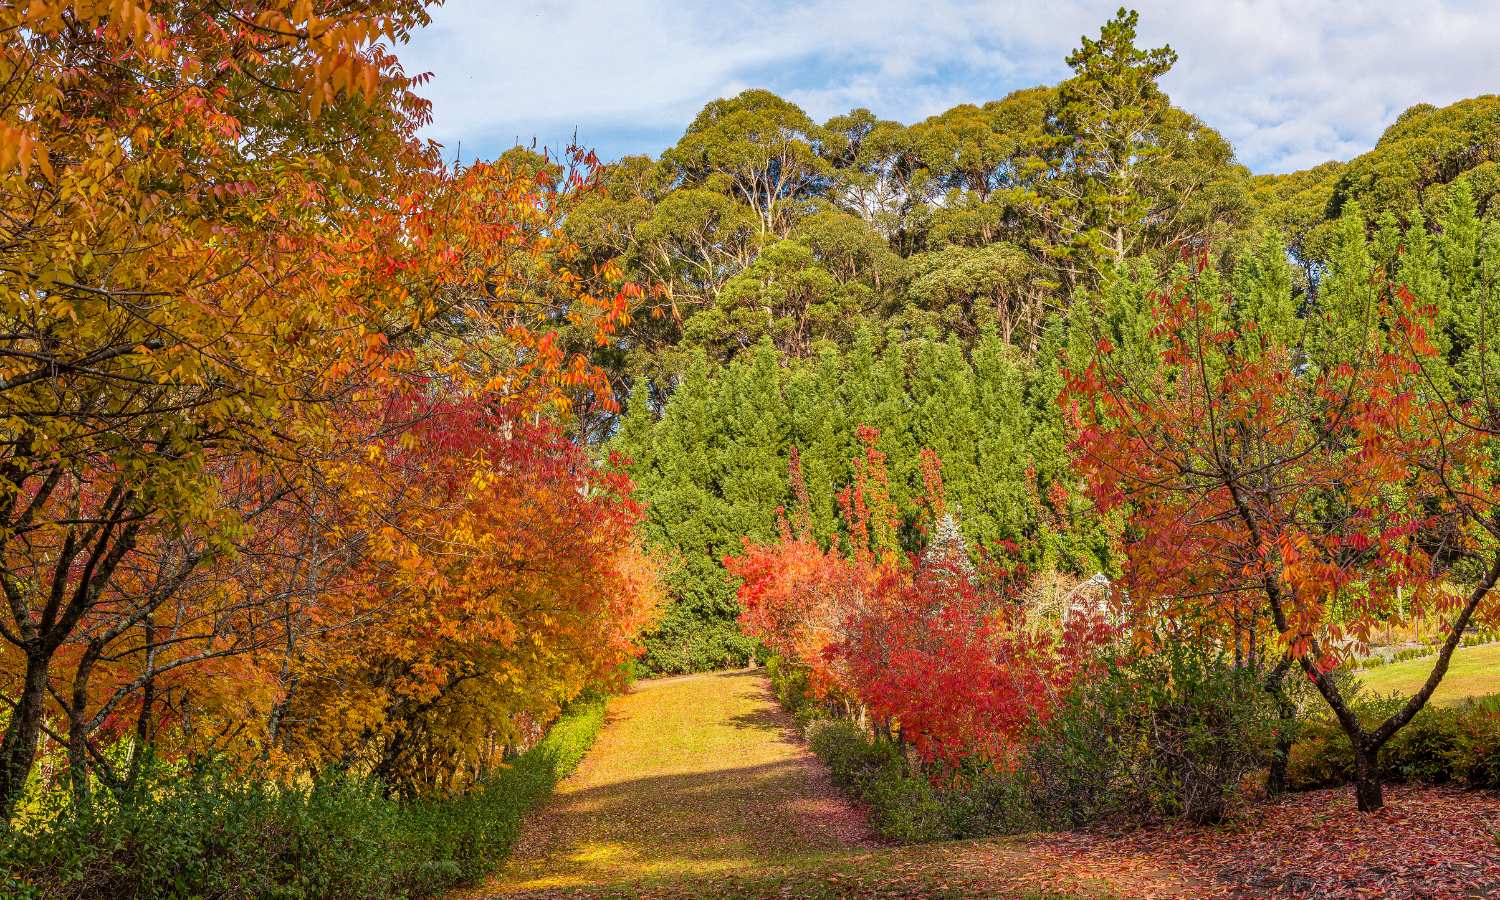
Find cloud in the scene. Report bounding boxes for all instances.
[400,0,1500,173]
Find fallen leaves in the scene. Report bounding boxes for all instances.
[1024,784,1500,898]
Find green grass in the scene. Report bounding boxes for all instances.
[1358,643,1500,705]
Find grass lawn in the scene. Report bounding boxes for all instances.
[1358,642,1500,705]
[469,669,1187,899]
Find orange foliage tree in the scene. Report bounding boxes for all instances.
[0,2,656,815]
[277,397,659,796]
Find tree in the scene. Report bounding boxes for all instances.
[283,398,660,796]
[821,109,915,242]
[616,354,758,673]
[685,213,898,360]
[1067,253,1499,811]
[0,1,640,815]
[663,90,830,237]
[903,244,1041,345]
[0,0,439,818]
[729,429,907,706]
[731,437,1109,768]
[1039,9,1248,287]
[1331,96,1500,226]
[843,546,1107,770]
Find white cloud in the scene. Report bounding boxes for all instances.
[400,0,1500,173]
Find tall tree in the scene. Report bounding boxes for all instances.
[663,89,830,237]
[1040,9,1248,287]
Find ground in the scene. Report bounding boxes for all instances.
[466,669,1500,899]
[470,669,879,894]
[1358,642,1500,704]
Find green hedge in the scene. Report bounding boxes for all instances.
[806,719,1034,843]
[1354,632,1500,670]
[0,694,608,899]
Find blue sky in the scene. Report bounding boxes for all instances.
[401,1,1500,175]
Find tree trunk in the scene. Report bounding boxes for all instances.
[0,652,50,821]
[1266,747,1289,796]
[124,663,156,793]
[1262,654,1295,797]
[1353,741,1383,812]
[67,720,90,809]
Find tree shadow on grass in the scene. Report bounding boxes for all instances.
[722,671,803,741]
[497,759,863,890]
[484,669,881,896]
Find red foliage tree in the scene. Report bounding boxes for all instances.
[843,549,1108,769]
[1066,265,1499,811]
[731,430,1110,769]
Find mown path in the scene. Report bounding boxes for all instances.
[465,669,1194,899]
[471,669,876,894]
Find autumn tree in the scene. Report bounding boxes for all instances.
[1067,251,1499,811]
[279,398,659,796]
[0,1,639,817]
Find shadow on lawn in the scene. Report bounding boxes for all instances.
[522,758,855,857]
[491,671,871,894]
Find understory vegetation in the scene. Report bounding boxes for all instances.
[0,695,607,899]
[793,656,1500,844]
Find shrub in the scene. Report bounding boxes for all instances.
[941,761,1036,839]
[1285,713,1357,790]
[1383,704,1461,784]
[1450,698,1500,789]
[805,720,950,842]
[805,716,1040,842]
[1287,693,1500,791]
[1025,643,1277,826]
[0,695,608,899]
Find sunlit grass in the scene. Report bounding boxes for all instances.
[1358,643,1500,705]
[483,670,874,893]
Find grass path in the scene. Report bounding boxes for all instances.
[466,669,1197,899]
[470,669,879,895]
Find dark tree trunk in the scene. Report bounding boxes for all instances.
[124,663,156,794]
[0,652,50,821]
[66,723,90,808]
[1266,739,1291,797]
[1353,742,1383,812]
[67,640,103,807]
[1263,654,1295,798]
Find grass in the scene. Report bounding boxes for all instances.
[476,670,876,895]
[470,670,1197,899]
[489,839,1126,898]
[1357,643,1500,705]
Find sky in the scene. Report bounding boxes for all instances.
[401,1,1500,175]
